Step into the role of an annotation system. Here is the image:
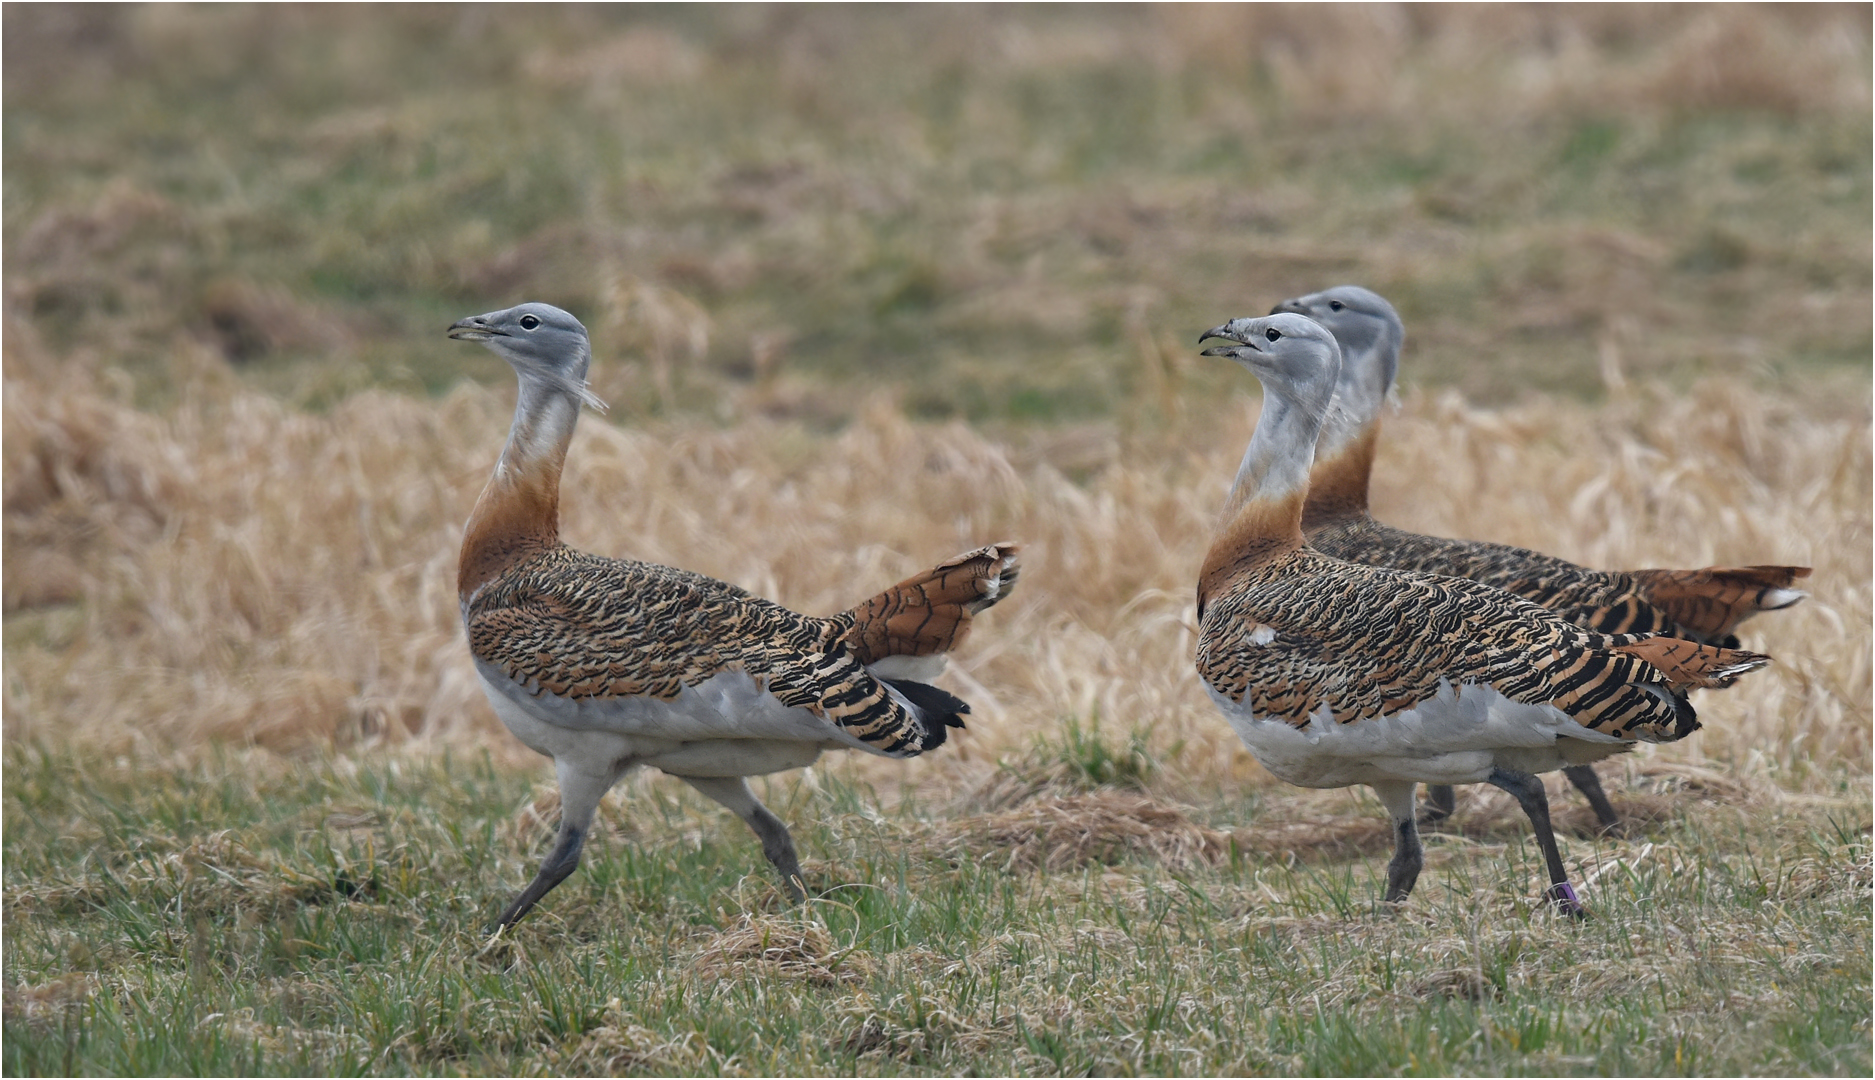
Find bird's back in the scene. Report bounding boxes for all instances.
[1308,515,1679,636]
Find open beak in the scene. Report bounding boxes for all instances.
[1198,320,1256,357]
[447,316,504,342]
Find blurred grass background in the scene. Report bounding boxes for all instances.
[5,3,1869,423]
[3,7,1870,1075]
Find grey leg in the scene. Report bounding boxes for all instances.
[1562,764,1624,837]
[494,760,623,930]
[1485,768,1587,918]
[674,774,807,901]
[1419,784,1458,826]
[1372,780,1423,904]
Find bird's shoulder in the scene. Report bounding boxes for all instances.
[465,546,844,700]
[472,546,784,620]
[1311,517,1664,631]
[1205,547,1582,645]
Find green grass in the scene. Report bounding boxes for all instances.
[3,8,1869,1076]
[1036,713,1160,792]
[5,746,1868,1076]
[4,6,1869,421]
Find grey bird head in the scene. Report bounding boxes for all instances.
[1268,285,1402,412]
[449,302,608,411]
[1199,312,1343,417]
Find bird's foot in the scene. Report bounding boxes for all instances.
[1546,881,1588,920]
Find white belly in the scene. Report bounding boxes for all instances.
[475,662,882,779]
[1205,679,1631,789]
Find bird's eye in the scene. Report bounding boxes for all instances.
[1264,327,1282,342]
[1328,300,1345,312]
[519,314,541,331]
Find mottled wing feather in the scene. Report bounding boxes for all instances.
[1611,635,1770,692]
[844,543,1021,664]
[1197,549,1734,742]
[466,547,942,755]
[1626,565,1811,640]
[1312,517,1693,638]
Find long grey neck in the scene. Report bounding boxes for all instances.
[1315,341,1392,460]
[497,378,582,477]
[1222,386,1328,521]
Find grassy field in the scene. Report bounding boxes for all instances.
[3,747,1869,1076]
[4,4,1871,1076]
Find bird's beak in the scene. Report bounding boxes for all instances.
[447,316,504,342]
[1198,320,1255,357]
[1268,299,1306,316]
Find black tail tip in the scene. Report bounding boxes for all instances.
[884,678,970,750]
[1671,691,1702,740]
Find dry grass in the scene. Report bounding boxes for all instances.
[689,912,877,987]
[929,792,1235,874]
[2,7,1869,1073]
[4,320,1867,794]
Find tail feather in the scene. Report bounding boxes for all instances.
[845,543,1021,665]
[882,678,969,751]
[1613,636,1772,693]
[1630,564,1812,641]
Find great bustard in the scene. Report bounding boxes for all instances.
[1193,312,1770,915]
[1268,285,1808,832]
[450,302,1019,929]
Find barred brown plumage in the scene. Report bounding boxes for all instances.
[1308,516,1811,646]
[1198,551,1728,743]
[1194,312,1771,918]
[465,547,956,755]
[450,302,1019,930]
[845,546,1022,665]
[1271,285,1808,832]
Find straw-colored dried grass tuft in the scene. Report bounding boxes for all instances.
[1239,811,1399,864]
[1,974,99,1030]
[930,791,1234,873]
[559,1001,718,1075]
[1409,968,1497,1003]
[3,321,1868,801]
[688,912,875,987]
